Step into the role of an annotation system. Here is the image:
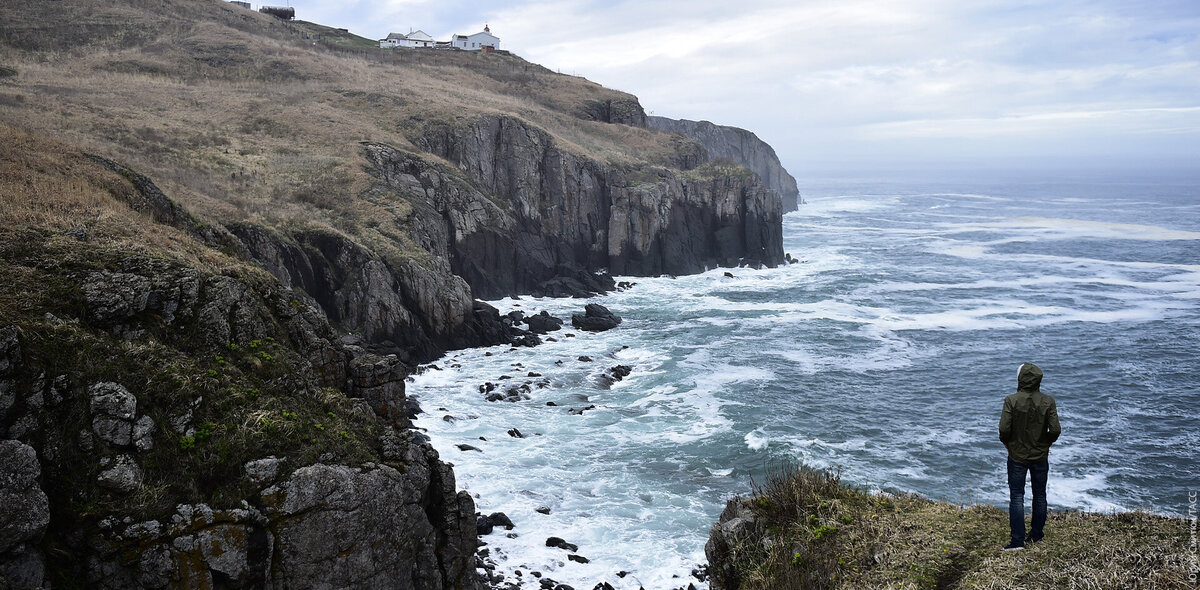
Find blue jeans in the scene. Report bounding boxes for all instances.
[1007,457,1049,544]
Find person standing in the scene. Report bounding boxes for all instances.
[998,362,1061,550]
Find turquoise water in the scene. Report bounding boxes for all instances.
[410,177,1200,589]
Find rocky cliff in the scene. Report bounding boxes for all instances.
[648,116,801,212]
[404,115,784,298]
[0,247,483,589]
[0,142,484,589]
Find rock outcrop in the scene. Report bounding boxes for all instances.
[704,499,762,590]
[577,97,649,127]
[82,440,478,589]
[0,241,482,588]
[229,222,519,363]
[648,116,801,212]
[0,440,50,588]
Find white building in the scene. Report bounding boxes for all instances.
[450,25,499,51]
[379,30,435,49]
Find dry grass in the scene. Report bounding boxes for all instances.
[0,123,238,270]
[0,0,683,246]
[717,465,1193,589]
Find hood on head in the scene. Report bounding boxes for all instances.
[1017,363,1043,392]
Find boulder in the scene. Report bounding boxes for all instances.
[477,512,515,535]
[598,365,632,388]
[260,458,480,589]
[545,537,579,552]
[96,455,143,492]
[132,415,155,452]
[244,456,284,486]
[571,304,622,332]
[89,383,138,447]
[524,311,564,334]
[517,333,542,347]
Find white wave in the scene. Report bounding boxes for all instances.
[926,192,1009,201]
[745,428,769,451]
[913,428,972,445]
[979,217,1200,241]
[1049,472,1124,513]
[768,331,920,374]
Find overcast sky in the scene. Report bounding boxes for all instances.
[287,0,1200,178]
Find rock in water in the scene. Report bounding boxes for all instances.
[571,304,622,332]
[597,365,633,389]
[477,512,515,535]
[545,537,579,552]
[524,311,564,334]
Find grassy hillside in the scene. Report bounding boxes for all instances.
[0,0,679,239]
[291,20,380,50]
[708,466,1193,590]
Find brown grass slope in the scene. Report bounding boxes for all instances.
[708,466,1193,590]
[0,0,680,242]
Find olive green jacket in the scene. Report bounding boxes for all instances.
[999,363,1061,463]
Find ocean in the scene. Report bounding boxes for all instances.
[408,175,1200,589]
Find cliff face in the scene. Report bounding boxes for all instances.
[406,115,784,299]
[648,116,801,212]
[228,222,518,363]
[219,114,784,356]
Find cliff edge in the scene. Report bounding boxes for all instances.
[648,116,801,212]
[706,466,1192,589]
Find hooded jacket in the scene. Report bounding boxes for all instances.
[999,363,1061,463]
